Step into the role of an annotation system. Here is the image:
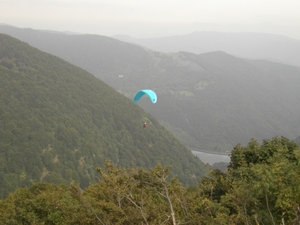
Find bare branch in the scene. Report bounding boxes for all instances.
[124,194,149,225]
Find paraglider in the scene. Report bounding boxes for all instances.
[133,89,157,104]
[133,89,157,128]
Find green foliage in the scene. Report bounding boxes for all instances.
[0,34,207,198]
[214,136,300,224]
[0,161,228,224]
[0,183,90,224]
[1,137,299,224]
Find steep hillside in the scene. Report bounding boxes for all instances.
[0,34,207,198]
[1,26,299,152]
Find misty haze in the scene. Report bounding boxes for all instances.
[1,0,300,223]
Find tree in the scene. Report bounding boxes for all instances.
[79,160,198,224]
[223,136,300,224]
[0,183,89,224]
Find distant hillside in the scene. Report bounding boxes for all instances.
[0,34,207,198]
[113,31,300,67]
[1,25,299,153]
[295,136,300,146]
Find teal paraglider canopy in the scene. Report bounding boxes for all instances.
[133,89,157,104]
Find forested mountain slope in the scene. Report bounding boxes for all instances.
[1,25,299,152]
[0,34,207,198]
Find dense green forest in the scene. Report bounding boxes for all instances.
[0,34,207,198]
[0,136,299,224]
[1,25,299,152]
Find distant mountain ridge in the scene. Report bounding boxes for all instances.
[1,25,299,153]
[113,31,300,67]
[0,33,207,198]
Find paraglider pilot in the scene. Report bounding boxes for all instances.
[143,123,148,128]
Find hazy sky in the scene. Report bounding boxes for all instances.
[1,0,300,39]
